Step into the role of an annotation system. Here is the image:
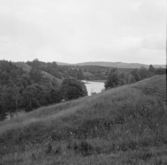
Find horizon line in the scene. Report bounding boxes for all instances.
[0,59,166,66]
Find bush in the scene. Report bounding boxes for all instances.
[60,78,87,101]
[67,141,94,156]
[105,68,121,89]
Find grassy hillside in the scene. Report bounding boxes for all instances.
[15,62,62,86]
[0,75,166,165]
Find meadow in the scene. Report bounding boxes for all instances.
[0,75,166,165]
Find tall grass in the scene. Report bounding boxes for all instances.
[0,75,166,165]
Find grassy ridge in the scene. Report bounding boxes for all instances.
[0,75,166,165]
[132,75,167,102]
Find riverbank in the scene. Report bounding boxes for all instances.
[89,80,106,83]
[82,80,106,84]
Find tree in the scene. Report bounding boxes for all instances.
[31,58,40,68]
[128,74,136,84]
[138,67,148,80]
[49,89,61,104]
[118,72,127,85]
[149,65,155,74]
[0,60,64,119]
[29,67,43,83]
[77,69,84,80]
[131,69,141,81]
[0,87,8,120]
[155,67,166,75]
[61,78,87,101]
[105,68,121,89]
[22,85,41,112]
[0,85,22,119]
[10,85,22,117]
[51,62,58,69]
[0,71,9,85]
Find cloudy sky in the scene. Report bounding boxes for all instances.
[0,0,166,64]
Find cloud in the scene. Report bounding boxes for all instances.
[0,0,166,64]
[142,34,166,50]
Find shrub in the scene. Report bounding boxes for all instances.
[60,78,87,101]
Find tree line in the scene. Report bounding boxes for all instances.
[0,60,87,121]
[27,60,113,81]
[105,65,166,89]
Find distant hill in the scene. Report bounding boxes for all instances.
[0,75,166,165]
[15,62,62,86]
[13,61,166,83]
[74,61,166,68]
[14,61,166,69]
[57,62,71,65]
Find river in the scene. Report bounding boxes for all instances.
[82,80,105,96]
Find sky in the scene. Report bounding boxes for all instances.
[0,0,166,64]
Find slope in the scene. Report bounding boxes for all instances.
[15,62,62,86]
[0,75,166,165]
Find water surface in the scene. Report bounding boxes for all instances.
[82,80,105,96]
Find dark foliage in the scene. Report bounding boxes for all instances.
[105,65,166,89]
[61,78,88,101]
[67,141,94,156]
[0,60,61,120]
[105,68,121,89]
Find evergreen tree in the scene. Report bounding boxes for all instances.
[77,69,84,80]
[149,65,155,74]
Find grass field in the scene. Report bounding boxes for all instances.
[0,75,166,165]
